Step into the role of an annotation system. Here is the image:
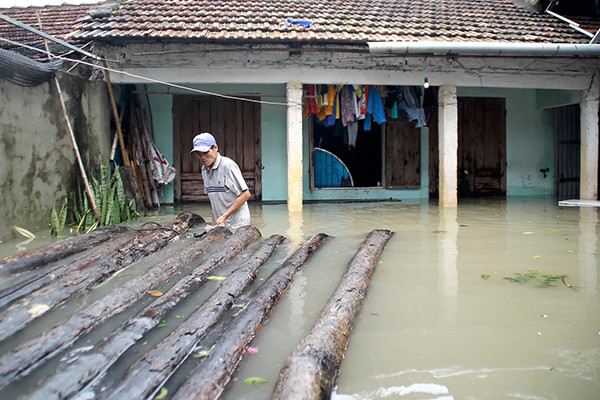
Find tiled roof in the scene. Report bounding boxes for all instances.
[0,3,101,56]
[72,0,600,44]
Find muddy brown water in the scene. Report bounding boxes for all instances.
[0,198,598,399]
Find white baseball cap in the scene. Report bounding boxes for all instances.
[190,132,217,153]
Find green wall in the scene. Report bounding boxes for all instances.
[141,84,579,203]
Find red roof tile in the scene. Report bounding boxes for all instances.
[0,2,102,56]
[70,0,600,44]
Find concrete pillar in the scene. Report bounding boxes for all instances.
[438,85,458,207]
[286,82,303,212]
[580,74,599,200]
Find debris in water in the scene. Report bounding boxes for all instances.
[244,376,268,385]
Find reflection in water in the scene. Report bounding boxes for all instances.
[285,211,307,331]
[579,207,598,297]
[438,206,458,324]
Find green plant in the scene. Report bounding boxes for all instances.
[50,198,68,237]
[504,269,568,288]
[73,157,138,232]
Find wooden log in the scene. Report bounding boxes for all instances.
[0,227,232,389]
[23,225,262,400]
[0,232,136,310]
[0,225,129,276]
[104,234,286,400]
[272,229,394,400]
[0,212,203,342]
[172,233,330,400]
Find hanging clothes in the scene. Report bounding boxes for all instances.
[302,84,319,117]
[367,86,387,125]
[316,84,335,121]
[398,86,427,128]
[341,85,356,127]
[347,121,358,148]
[361,85,369,115]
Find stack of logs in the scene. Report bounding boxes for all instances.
[110,85,162,210]
[0,213,392,399]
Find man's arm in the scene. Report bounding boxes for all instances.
[216,189,250,226]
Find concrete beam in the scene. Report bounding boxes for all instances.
[286,82,303,212]
[438,85,458,207]
[580,74,600,200]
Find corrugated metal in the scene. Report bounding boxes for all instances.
[555,105,580,200]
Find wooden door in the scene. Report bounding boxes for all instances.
[385,119,420,188]
[173,95,261,202]
[554,105,580,200]
[457,97,506,197]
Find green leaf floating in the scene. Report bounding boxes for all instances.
[155,387,168,400]
[481,274,491,280]
[244,377,268,385]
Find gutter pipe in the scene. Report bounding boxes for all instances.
[368,41,600,57]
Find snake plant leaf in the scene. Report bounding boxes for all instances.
[13,226,35,240]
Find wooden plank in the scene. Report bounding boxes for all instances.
[0,227,230,389]
[102,234,286,400]
[24,226,262,400]
[273,229,393,399]
[171,233,330,400]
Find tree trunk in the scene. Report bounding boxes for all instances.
[104,234,286,400]
[0,212,203,342]
[172,233,330,400]
[272,229,393,400]
[0,231,136,310]
[0,227,231,389]
[0,225,129,276]
[23,225,262,400]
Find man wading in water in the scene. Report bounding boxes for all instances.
[191,132,251,230]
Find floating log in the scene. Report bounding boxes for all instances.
[0,231,136,310]
[0,212,203,342]
[172,233,330,400]
[104,234,286,400]
[24,225,262,400]
[272,229,393,400]
[0,227,231,389]
[0,225,129,276]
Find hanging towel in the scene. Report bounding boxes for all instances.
[341,85,356,127]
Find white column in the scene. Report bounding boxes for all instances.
[286,82,303,212]
[438,85,458,207]
[580,74,599,200]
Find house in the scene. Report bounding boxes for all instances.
[69,0,600,211]
[1,0,600,237]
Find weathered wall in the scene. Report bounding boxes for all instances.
[0,71,109,240]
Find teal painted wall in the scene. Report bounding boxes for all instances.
[138,83,579,203]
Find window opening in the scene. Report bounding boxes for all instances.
[305,84,429,190]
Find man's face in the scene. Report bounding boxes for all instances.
[195,145,218,169]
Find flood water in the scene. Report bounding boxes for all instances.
[1,197,599,399]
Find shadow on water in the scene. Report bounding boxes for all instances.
[0,197,599,399]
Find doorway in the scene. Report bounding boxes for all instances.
[172,95,262,202]
[457,97,507,197]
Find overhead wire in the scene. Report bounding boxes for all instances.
[0,36,300,108]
